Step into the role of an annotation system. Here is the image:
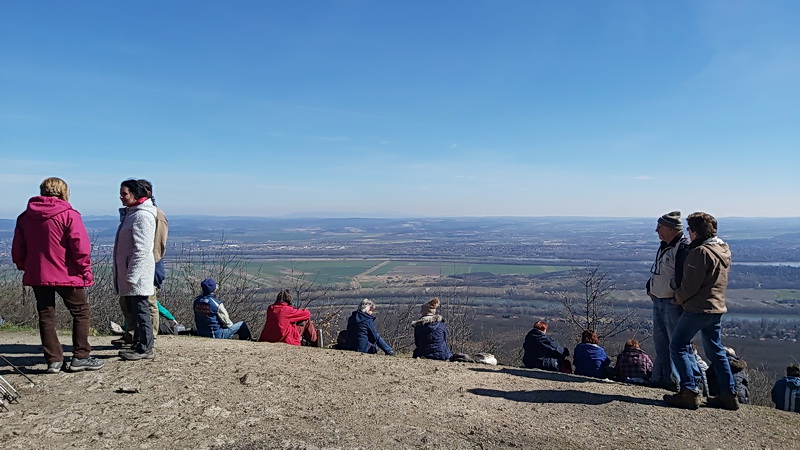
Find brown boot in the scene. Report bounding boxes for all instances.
[664,389,701,410]
[707,392,740,410]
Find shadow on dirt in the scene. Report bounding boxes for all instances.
[469,366,609,384]
[469,388,663,407]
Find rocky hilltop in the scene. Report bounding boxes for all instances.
[1,331,798,449]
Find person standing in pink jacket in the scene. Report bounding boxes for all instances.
[11,177,104,373]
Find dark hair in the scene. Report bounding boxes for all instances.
[686,212,717,241]
[120,179,149,200]
[276,289,292,305]
[624,339,640,349]
[137,179,156,205]
[533,321,548,332]
[788,364,800,377]
[581,330,599,345]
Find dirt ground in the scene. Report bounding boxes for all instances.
[1,330,798,450]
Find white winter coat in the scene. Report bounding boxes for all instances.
[114,199,157,296]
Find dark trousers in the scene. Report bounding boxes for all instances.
[125,295,153,353]
[33,286,91,362]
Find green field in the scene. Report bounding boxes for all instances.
[370,261,571,277]
[244,260,382,284]
[243,259,572,284]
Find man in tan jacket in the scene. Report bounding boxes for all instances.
[663,212,738,410]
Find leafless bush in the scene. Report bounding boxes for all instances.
[748,364,778,407]
[558,265,642,341]
[375,297,417,353]
[0,263,36,327]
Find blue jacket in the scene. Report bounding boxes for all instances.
[345,310,393,355]
[412,315,452,361]
[193,294,223,338]
[772,376,800,413]
[574,343,612,378]
[522,328,568,371]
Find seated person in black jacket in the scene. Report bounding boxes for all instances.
[522,320,570,371]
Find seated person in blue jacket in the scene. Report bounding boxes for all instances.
[344,299,395,355]
[193,278,252,340]
[574,329,613,379]
[522,320,570,371]
[411,297,452,361]
[772,364,800,413]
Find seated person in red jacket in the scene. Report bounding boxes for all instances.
[258,289,319,346]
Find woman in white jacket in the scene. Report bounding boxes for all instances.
[114,179,157,361]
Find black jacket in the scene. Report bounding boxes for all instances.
[522,329,568,371]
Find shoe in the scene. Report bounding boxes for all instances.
[111,337,132,348]
[664,389,701,410]
[46,361,63,374]
[707,392,740,411]
[120,350,154,361]
[69,357,105,372]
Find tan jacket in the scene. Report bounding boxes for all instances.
[674,237,731,314]
[153,208,169,262]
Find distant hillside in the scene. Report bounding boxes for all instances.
[1,331,798,449]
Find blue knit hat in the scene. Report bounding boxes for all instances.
[200,278,217,295]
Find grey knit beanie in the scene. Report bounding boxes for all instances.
[658,211,683,231]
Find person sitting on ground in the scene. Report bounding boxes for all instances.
[258,289,319,346]
[157,301,181,335]
[522,320,570,372]
[193,278,252,340]
[574,330,613,379]
[344,299,395,355]
[692,342,710,397]
[614,339,653,383]
[707,346,750,404]
[411,297,452,361]
[772,364,800,413]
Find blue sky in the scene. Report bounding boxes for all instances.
[2,1,798,219]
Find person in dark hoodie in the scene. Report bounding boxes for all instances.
[772,364,800,413]
[344,299,394,355]
[707,347,750,404]
[664,212,738,410]
[11,177,104,373]
[522,320,570,371]
[411,297,452,361]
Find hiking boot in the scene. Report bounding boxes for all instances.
[46,361,63,374]
[664,389,701,410]
[707,392,740,411]
[69,357,105,372]
[120,350,154,361]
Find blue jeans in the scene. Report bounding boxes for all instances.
[651,297,685,383]
[219,321,252,340]
[670,311,735,394]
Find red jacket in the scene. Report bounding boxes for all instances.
[258,301,311,345]
[12,196,93,287]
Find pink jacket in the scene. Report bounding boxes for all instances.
[12,196,93,287]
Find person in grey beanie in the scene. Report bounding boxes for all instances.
[646,211,692,390]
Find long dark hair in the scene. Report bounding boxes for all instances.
[120,179,149,200]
